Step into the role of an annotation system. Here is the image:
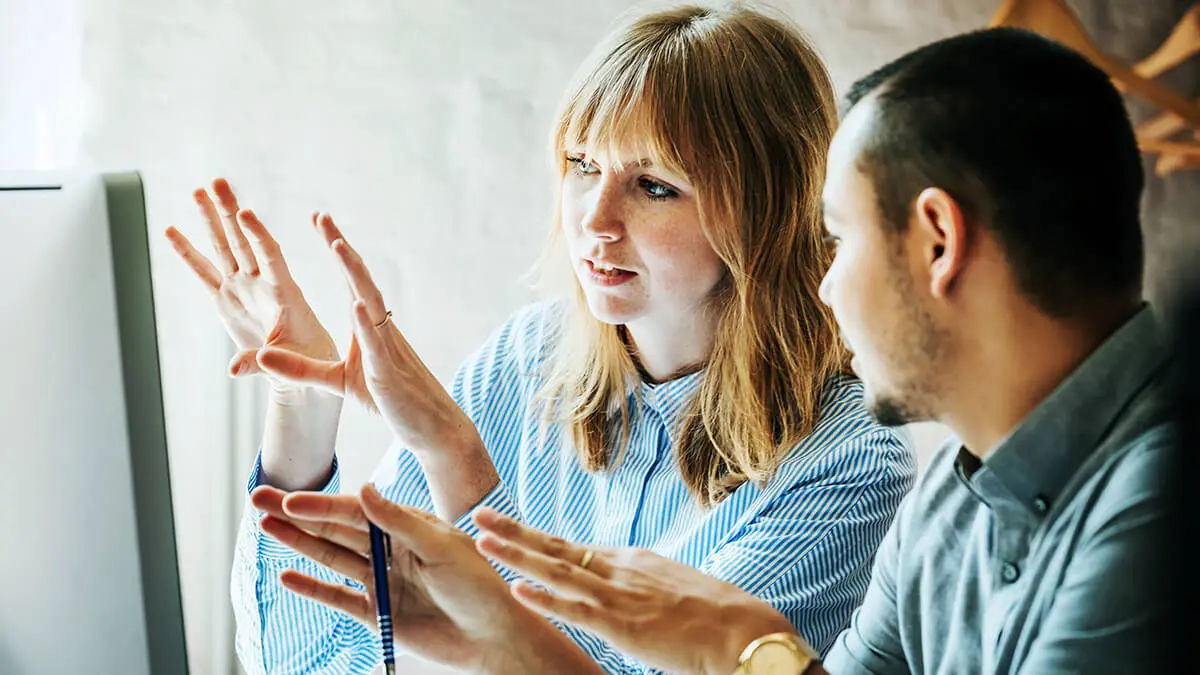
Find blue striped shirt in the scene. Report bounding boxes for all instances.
[232,301,916,674]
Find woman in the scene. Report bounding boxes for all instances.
[167,5,914,673]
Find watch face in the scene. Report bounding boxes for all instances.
[750,641,805,675]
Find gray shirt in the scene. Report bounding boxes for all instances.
[824,306,1176,674]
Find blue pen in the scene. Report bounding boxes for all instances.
[368,521,396,675]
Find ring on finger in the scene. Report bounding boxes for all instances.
[579,549,595,570]
[374,310,393,329]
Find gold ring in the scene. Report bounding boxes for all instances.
[579,549,595,570]
[374,310,393,329]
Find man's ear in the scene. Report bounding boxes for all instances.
[912,187,967,299]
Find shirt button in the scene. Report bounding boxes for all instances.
[1032,496,1050,514]
[1001,562,1020,583]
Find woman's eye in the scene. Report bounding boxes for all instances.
[639,178,677,201]
[823,234,841,250]
[566,156,600,176]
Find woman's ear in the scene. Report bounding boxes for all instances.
[912,187,967,300]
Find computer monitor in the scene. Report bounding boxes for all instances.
[0,172,188,674]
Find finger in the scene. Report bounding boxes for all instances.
[279,569,373,624]
[476,533,613,598]
[210,178,259,274]
[257,347,346,397]
[511,580,608,631]
[164,227,222,292]
[351,299,390,358]
[298,519,369,554]
[281,492,371,532]
[359,484,459,563]
[193,186,238,275]
[252,488,367,553]
[237,208,295,284]
[473,508,612,578]
[260,514,371,582]
[228,348,264,377]
[329,234,388,323]
[313,212,355,297]
[250,485,288,517]
[313,211,348,248]
[271,511,370,555]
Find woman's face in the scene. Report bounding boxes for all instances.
[560,142,725,328]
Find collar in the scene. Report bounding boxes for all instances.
[955,305,1169,516]
[638,369,705,439]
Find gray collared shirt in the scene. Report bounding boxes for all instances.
[824,306,1177,674]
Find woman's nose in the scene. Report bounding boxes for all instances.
[579,179,624,241]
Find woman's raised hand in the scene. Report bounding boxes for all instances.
[252,214,481,462]
[165,178,339,386]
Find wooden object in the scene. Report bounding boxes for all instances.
[1130,4,1200,174]
[990,0,1200,175]
[1135,4,1200,78]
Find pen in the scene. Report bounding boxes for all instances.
[368,520,396,675]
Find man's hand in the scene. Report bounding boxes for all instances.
[474,507,806,675]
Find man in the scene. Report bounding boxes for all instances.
[255,27,1177,674]
[771,23,1171,673]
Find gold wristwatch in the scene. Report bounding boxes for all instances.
[732,632,818,675]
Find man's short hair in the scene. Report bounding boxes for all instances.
[845,27,1145,317]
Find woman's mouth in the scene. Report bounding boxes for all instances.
[585,259,637,287]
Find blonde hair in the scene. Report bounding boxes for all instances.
[536,3,850,506]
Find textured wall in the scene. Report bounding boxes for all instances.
[7,0,1194,672]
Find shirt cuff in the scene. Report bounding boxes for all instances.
[246,450,341,560]
[453,479,519,538]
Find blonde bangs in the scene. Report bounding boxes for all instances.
[552,31,698,183]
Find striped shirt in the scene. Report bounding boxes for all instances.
[231,301,916,674]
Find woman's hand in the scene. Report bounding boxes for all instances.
[473,508,802,675]
[252,215,498,519]
[164,178,339,385]
[253,214,472,451]
[252,484,605,675]
[166,178,344,490]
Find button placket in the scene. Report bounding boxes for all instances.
[1000,561,1020,584]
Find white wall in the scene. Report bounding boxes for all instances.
[5,1,1194,673]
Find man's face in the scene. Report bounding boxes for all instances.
[818,100,946,426]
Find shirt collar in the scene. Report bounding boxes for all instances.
[638,369,705,439]
[956,304,1169,516]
